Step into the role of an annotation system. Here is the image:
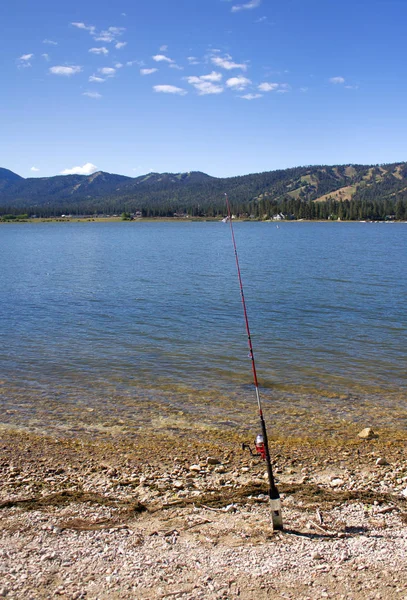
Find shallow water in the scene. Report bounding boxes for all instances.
[0,221,406,438]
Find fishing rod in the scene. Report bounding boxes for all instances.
[225,194,283,531]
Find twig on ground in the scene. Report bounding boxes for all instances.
[199,504,226,513]
[308,519,336,536]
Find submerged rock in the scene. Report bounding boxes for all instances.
[358,428,378,439]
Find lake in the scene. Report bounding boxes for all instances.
[0,221,406,440]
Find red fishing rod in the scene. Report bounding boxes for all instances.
[225,194,283,531]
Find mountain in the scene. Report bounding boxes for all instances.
[0,163,406,219]
[0,168,24,193]
[0,170,215,209]
[0,171,132,205]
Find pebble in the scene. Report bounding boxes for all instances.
[206,457,221,465]
[376,458,389,466]
[2,433,407,600]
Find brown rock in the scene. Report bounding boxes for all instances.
[207,457,221,465]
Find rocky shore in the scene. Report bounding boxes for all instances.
[1,427,407,599]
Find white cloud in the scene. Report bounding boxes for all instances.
[89,47,109,55]
[186,73,224,95]
[89,75,106,83]
[94,26,125,43]
[140,68,158,75]
[115,62,124,69]
[258,82,290,93]
[240,93,262,100]
[43,39,58,45]
[232,0,261,12]
[152,54,174,63]
[95,33,115,43]
[30,167,40,172]
[160,45,168,52]
[61,163,98,175]
[17,54,33,68]
[83,91,102,99]
[153,85,187,96]
[42,53,50,61]
[329,76,345,84]
[49,65,82,76]
[201,71,223,82]
[115,42,127,49]
[108,26,126,36]
[194,82,223,95]
[258,82,279,92]
[226,75,251,90]
[211,54,247,71]
[255,16,267,23]
[71,22,96,34]
[187,56,200,65]
[98,67,116,76]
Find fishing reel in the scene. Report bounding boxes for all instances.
[242,434,266,461]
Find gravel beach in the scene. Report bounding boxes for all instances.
[1,428,407,599]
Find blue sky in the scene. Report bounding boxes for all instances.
[2,0,407,178]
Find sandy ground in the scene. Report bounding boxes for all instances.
[1,428,407,599]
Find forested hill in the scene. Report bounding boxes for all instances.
[0,162,407,220]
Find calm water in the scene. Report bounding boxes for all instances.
[0,221,406,438]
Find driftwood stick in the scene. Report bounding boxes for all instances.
[308,519,336,535]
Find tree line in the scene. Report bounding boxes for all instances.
[1,197,406,221]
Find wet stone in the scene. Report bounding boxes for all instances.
[358,428,378,439]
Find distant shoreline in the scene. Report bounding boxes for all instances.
[1,216,406,225]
